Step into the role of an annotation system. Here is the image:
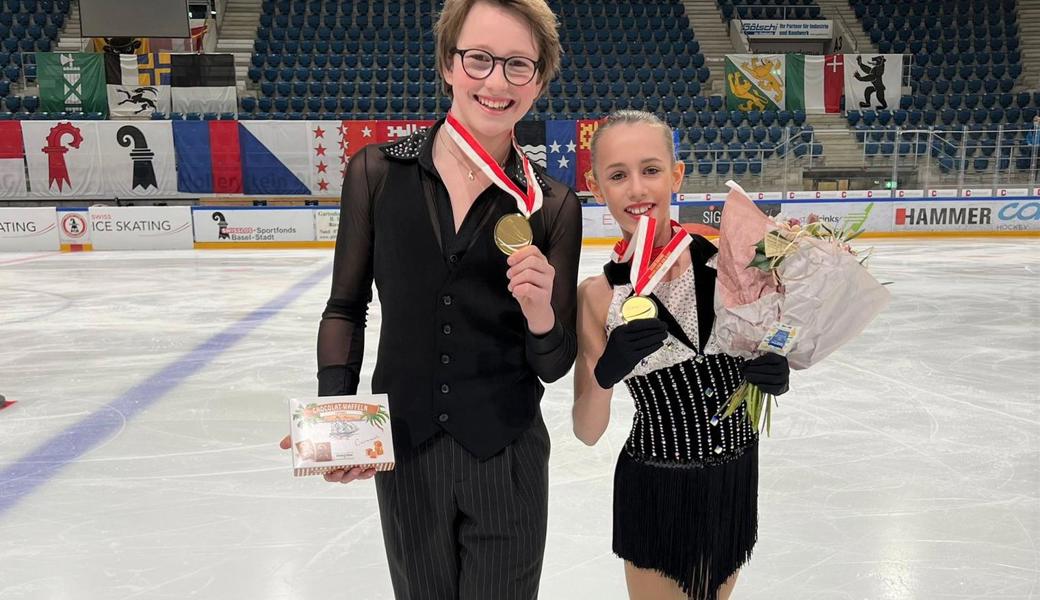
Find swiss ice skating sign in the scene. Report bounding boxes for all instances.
[89,206,193,250]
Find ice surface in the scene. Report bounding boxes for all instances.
[1,240,1037,599]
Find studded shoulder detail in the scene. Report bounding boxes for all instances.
[380,125,552,192]
[522,164,551,192]
[380,128,429,161]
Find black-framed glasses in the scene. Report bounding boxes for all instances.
[451,48,541,86]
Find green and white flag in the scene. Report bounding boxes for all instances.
[787,54,823,114]
[725,54,786,112]
[36,52,108,114]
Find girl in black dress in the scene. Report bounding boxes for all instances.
[573,111,790,600]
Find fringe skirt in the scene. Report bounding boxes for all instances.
[612,443,759,600]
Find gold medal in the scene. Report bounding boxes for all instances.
[494,213,533,256]
[621,295,658,323]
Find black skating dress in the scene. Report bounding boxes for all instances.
[604,236,758,600]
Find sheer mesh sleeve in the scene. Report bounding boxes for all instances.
[525,186,582,383]
[315,145,387,396]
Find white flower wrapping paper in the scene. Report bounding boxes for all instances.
[709,181,891,370]
[773,236,890,369]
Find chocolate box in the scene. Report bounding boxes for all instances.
[289,394,396,477]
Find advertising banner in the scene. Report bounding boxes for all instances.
[778,201,891,234]
[89,206,193,250]
[740,19,833,39]
[678,200,782,236]
[785,190,888,200]
[892,201,1009,232]
[192,208,316,243]
[675,191,729,202]
[315,209,339,242]
[995,188,1030,198]
[580,205,679,239]
[0,207,59,251]
[992,199,1040,232]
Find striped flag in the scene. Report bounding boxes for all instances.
[787,54,843,114]
[170,54,236,114]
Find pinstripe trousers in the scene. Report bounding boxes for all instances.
[374,413,550,600]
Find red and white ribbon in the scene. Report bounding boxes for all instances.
[619,215,692,296]
[443,112,543,218]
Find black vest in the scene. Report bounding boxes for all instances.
[370,144,553,460]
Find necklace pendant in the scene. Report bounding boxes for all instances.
[467,170,475,181]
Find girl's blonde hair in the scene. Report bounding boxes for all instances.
[435,0,562,96]
[589,111,675,180]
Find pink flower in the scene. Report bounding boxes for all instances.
[787,217,801,228]
[807,213,820,224]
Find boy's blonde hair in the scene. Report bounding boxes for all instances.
[589,111,676,180]
[435,0,562,96]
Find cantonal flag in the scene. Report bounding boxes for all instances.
[576,118,602,192]
[309,120,434,195]
[545,120,576,189]
[725,54,786,112]
[0,121,27,198]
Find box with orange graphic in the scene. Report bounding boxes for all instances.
[289,394,395,476]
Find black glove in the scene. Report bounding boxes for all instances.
[742,353,790,396]
[594,318,668,389]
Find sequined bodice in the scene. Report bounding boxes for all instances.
[606,265,757,465]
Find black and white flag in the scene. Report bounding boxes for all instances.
[515,121,547,169]
[171,54,237,114]
[105,53,168,117]
[844,54,903,111]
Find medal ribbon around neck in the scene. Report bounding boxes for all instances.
[444,112,543,218]
[610,216,689,263]
[626,215,692,297]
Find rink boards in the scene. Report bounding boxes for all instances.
[1,188,1039,251]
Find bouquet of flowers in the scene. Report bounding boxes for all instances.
[711,181,891,434]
